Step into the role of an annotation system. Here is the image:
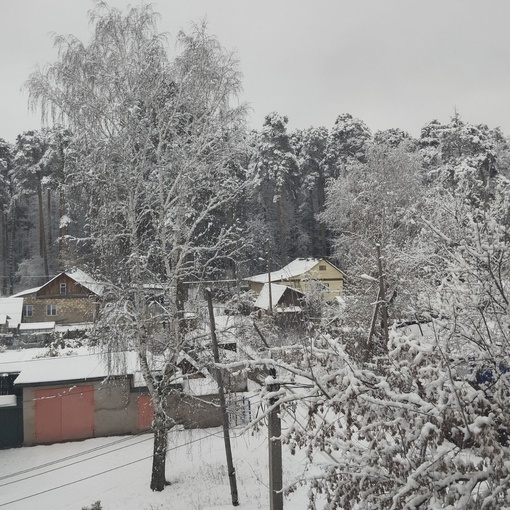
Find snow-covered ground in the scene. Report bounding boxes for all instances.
[0,426,318,510]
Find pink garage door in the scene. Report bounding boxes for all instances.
[35,385,94,443]
[138,394,154,431]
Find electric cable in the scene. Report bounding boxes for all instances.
[0,433,154,485]
[0,428,224,507]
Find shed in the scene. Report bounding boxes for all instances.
[254,283,304,312]
[0,298,23,330]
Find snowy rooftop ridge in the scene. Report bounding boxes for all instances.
[10,268,103,298]
[38,267,104,296]
[10,287,42,298]
[64,267,104,296]
[246,257,322,284]
[254,283,303,310]
[3,350,142,386]
[0,298,23,328]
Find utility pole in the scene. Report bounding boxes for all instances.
[268,367,283,510]
[253,322,283,510]
[205,288,239,506]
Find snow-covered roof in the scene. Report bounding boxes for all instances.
[63,268,104,296]
[54,323,93,333]
[10,269,103,300]
[254,283,301,310]
[0,347,48,374]
[19,322,55,331]
[0,298,23,328]
[8,350,141,386]
[182,374,219,396]
[246,258,323,284]
[10,287,42,298]
[274,305,302,313]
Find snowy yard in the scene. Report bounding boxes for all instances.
[0,426,318,510]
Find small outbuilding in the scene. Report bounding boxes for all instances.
[254,283,304,313]
[0,349,223,447]
[245,257,344,301]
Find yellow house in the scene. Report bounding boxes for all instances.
[245,258,344,301]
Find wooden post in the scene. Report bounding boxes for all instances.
[205,288,239,506]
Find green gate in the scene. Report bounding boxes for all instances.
[0,373,23,449]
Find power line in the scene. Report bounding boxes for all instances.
[0,429,224,507]
[0,454,154,507]
[0,433,153,484]
[0,349,134,365]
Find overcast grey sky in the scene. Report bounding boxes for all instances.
[1,0,510,143]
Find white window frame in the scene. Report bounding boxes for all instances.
[23,304,33,317]
[46,304,57,316]
[60,282,67,294]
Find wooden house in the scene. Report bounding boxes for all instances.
[12,268,103,325]
[245,258,344,301]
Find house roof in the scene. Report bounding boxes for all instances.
[10,269,104,299]
[10,287,42,298]
[19,322,55,331]
[10,350,141,386]
[49,268,104,296]
[254,283,303,311]
[246,258,342,284]
[0,298,23,328]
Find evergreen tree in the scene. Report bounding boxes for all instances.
[248,112,298,265]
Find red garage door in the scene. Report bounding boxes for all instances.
[35,385,94,443]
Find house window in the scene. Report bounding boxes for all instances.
[60,283,67,294]
[23,305,33,317]
[319,265,327,271]
[47,304,57,316]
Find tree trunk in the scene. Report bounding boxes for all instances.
[277,198,287,265]
[8,201,15,295]
[58,145,68,271]
[317,169,327,256]
[37,180,49,278]
[150,408,169,491]
[58,185,68,271]
[0,210,6,296]
[47,188,52,253]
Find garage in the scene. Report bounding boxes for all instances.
[35,385,94,443]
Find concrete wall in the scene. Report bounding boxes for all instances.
[93,379,139,437]
[168,393,222,429]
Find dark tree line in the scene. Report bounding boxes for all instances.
[2,110,509,296]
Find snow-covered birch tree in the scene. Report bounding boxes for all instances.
[27,3,247,491]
